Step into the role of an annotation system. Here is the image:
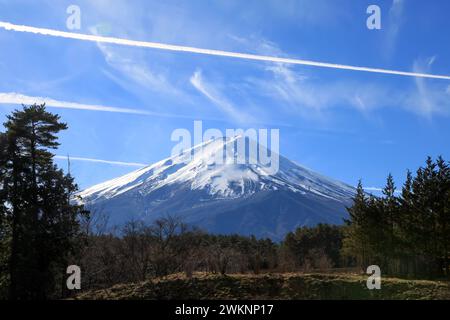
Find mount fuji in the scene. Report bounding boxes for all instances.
[77,136,355,240]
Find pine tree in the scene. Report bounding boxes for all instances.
[398,170,418,276]
[381,174,399,273]
[435,156,450,276]
[0,132,10,298]
[1,104,87,299]
[406,157,446,277]
[419,157,440,276]
[343,180,371,268]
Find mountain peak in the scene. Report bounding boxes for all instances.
[78,138,355,239]
[79,137,352,201]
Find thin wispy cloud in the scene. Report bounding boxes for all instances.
[1,21,450,80]
[262,70,387,114]
[238,37,449,119]
[409,56,450,118]
[384,0,405,59]
[190,70,253,122]
[262,63,321,111]
[413,59,434,117]
[91,27,183,98]
[261,61,449,118]
[247,54,389,116]
[54,155,146,167]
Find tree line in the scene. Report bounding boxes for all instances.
[343,157,450,278]
[75,212,347,291]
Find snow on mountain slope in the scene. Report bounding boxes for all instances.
[78,136,355,240]
[79,136,353,201]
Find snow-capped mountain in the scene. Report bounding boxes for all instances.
[78,136,355,240]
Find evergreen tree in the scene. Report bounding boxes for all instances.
[0,104,87,299]
[398,170,419,276]
[435,156,450,276]
[0,132,10,298]
[412,157,440,276]
[381,174,399,273]
[343,180,371,268]
[364,195,385,268]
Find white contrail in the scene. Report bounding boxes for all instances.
[54,155,147,167]
[364,187,401,194]
[1,21,450,80]
[0,92,151,115]
[0,92,285,125]
[364,187,383,192]
[0,92,202,119]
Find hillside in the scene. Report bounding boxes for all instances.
[74,272,450,300]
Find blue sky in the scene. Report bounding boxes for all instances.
[0,0,449,191]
